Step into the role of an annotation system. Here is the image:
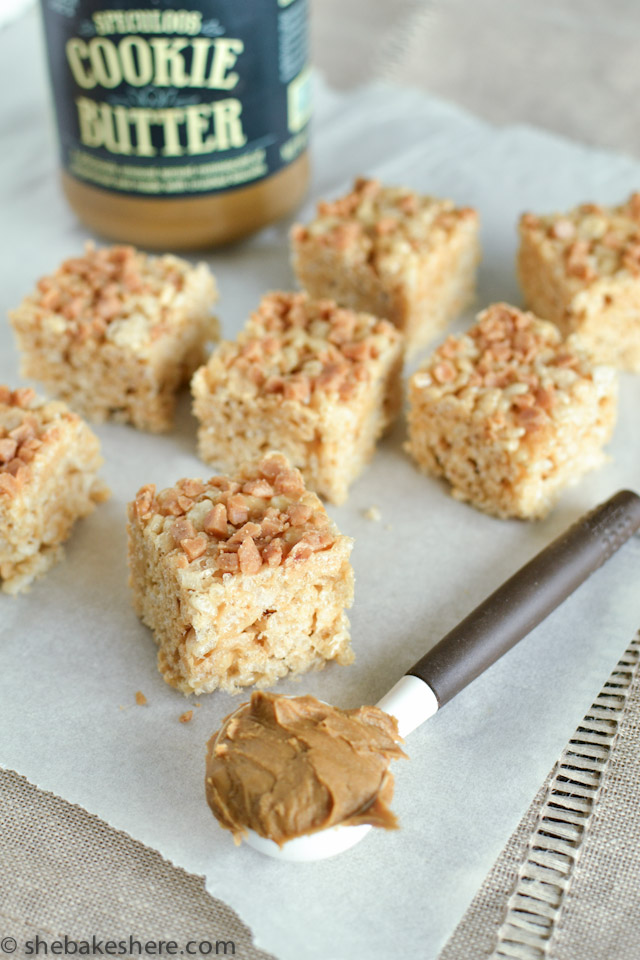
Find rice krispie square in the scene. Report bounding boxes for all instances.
[0,386,109,594]
[127,454,354,696]
[291,177,480,355]
[518,193,640,372]
[191,291,403,505]
[10,243,218,432]
[406,303,618,520]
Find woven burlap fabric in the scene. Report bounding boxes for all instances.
[436,781,551,960]
[550,672,640,960]
[439,643,640,960]
[0,768,274,960]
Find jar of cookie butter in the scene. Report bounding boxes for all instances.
[39,1,311,249]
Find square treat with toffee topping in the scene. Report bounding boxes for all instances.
[518,194,640,372]
[0,386,109,594]
[291,177,480,355]
[10,243,218,432]
[406,304,617,520]
[127,454,354,696]
[191,291,403,505]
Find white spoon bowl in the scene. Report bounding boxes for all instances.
[242,676,439,862]
[245,824,373,862]
[216,493,640,863]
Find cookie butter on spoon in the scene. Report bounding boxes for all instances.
[206,692,406,848]
[203,491,640,861]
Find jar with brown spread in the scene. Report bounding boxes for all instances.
[39,1,311,249]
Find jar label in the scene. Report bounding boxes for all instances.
[40,0,311,197]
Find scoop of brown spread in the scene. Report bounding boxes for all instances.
[205,691,406,846]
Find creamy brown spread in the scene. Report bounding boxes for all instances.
[205,691,406,846]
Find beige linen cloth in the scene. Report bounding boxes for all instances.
[0,768,275,959]
[440,633,640,960]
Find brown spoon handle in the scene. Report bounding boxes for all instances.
[408,490,640,708]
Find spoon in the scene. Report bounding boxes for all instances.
[224,489,640,861]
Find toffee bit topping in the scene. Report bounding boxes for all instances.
[257,457,282,482]
[416,304,595,434]
[134,484,156,519]
[520,212,541,230]
[218,553,239,573]
[217,292,399,404]
[627,192,640,220]
[273,465,305,498]
[286,502,312,526]
[622,242,640,273]
[432,361,457,384]
[130,455,337,576]
[0,387,37,409]
[520,192,640,282]
[0,438,17,463]
[181,478,206,498]
[237,536,262,575]
[241,478,274,498]
[17,438,42,463]
[0,387,58,491]
[26,242,194,341]
[262,539,284,566]
[203,502,228,537]
[171,517,196,544]
[181,535,208,561]
[565,240,596,281]
[227,495,249,525]
[293,178,478,265]
[227,521,262,544]
[375,217,399,236]
[317,177,382,218]
[0,474,18,495]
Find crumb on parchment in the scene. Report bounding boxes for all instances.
[135,691,147,706]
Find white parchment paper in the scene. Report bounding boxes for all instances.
[3,11,640,960]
